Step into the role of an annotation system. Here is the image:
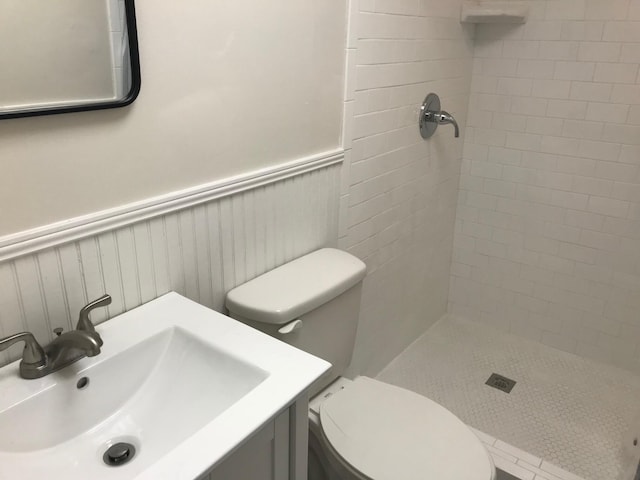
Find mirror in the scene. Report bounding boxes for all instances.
[0,0,141,119]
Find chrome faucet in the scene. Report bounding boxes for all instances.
[0,294,112,379]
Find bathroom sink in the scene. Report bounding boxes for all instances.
[0,292,330,479]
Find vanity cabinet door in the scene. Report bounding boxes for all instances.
[204,410,290,480]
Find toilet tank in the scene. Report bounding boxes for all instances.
[225,248,366,395]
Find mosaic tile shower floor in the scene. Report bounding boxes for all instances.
[377,316,640,480]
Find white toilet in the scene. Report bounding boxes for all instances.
[226,248,496,480]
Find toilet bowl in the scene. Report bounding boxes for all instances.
[226,248,496,480]
[307,376,496,480]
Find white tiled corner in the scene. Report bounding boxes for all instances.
[451,0,640,375]
[345,0,475,376]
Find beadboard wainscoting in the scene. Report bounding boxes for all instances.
[0,155,342,368]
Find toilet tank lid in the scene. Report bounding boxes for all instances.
[225,248,366,325]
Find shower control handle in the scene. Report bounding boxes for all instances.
[419,93,460,139]
[434,111,459,138]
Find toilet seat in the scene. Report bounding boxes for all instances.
[319,377,494,480]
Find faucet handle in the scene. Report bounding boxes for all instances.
[76,294,112,345]
[436,110,460,138]
[0,332,46,367]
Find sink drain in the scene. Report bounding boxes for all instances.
[103,442,136,467]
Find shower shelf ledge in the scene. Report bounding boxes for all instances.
[461,1,529,24]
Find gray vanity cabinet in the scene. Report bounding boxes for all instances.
[200,396,309,480]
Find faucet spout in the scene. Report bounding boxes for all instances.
[49,330,102,357]
[25,330,103,379]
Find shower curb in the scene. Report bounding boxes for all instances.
[470,426,586,480]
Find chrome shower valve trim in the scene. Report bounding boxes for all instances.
[419,93,460,139]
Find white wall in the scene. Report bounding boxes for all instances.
[450,0,640,373]
[0,0,345,237]
[342,0,475,377]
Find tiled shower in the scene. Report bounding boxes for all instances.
[343,1,640,479]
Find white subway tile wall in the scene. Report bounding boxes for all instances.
[450,0,640,373]
[342,0,474,377]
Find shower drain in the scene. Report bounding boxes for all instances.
[485,373,516,393]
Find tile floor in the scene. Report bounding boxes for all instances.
[377,316,640,480]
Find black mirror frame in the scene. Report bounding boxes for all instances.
[0,0,141,121]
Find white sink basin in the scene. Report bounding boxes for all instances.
[0,292,330,479]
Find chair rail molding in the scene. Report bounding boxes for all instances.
[0,149,344,263]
